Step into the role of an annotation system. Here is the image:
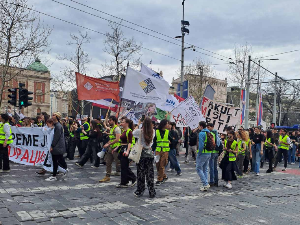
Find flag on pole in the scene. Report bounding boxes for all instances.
[122,67,169,104]
[88,99,119,112]
[257,90,263,126]
[241,89,246,125]
[76,72,120,101]
[200,84,216,107]
[140,63,164,80]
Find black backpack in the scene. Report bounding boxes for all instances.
[204,131,216,151]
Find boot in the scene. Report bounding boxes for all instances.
[99,176,110,183]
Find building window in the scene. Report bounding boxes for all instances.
[34,82,45,103]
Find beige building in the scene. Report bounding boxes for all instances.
[1,58,51,117]
[172,74,228,104]
[50,91,69,117]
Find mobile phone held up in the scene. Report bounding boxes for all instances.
[141,115,145,122]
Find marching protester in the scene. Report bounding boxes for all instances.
[75,120,102,168]
[185,127,198,164]
[207,123,220,186]
[236,130,248,177]
[99,116,121,183]
[152,119,172,186]
[274,129,290,171]
[251,127,264,176]
[78,116,90,158]
[45,112,68,181]
[133,117,156,198]
[265,130,275,173]
[166,122,182,176]
[113,118,136,188]
[0,114,13,173]
[220,130,238,189]
[196,121,212,191]
[288,131,297,165]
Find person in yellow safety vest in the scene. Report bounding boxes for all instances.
[274,129,290,171]
[152,119,172,186]
[99,116,121,183]
[0,114,13,173]
[112,118,136,188]
[36,115,44,127]
[236,130,248,177]
[207,123,221,187]
[221,130,238,189]
[78,116,90,158]
[265,130,276,173]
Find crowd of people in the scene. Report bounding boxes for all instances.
[0,112,300,197]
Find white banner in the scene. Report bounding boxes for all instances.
[171,96,205,129]
[9,127,52,166]
[158,94,180,112]
[201,97,241,134]
[122,67,169,104]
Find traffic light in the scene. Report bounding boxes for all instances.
[8,88,17,106]
[19,83,33,108]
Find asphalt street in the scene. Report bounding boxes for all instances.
[0,152,299,225]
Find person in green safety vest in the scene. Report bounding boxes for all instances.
[207,123,221,187]
[99,116,121,183]
[265,130,276,173]
[236,130,248,177]
[274,129,290,171]
[221,130,238,189]
[0,114,13,173]
[152,119,172,186]
[78,116,90,158]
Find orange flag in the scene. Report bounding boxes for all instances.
[76,72,120,102]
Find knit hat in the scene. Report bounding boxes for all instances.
[53,112,62,120]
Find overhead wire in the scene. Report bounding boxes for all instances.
[49,0,227,62]
[258,49,299,59]
[15,4,181,61]
[68,0,230,60]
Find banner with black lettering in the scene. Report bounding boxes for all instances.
[9,127,52,166]
[201,97,241,133]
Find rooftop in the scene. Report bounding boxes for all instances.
[26,58,49,72]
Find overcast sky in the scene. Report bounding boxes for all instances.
[28,0,300,86]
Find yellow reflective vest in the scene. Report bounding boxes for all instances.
[109,125,121,148]
[0,123,13,145]
[80,122,90,140]
[156,129,170,152]
[279,135,289,150]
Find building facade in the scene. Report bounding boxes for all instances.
[1,58,51,117]
[172,74,228,104]
[50,91,69,118]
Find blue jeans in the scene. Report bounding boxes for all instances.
[209,153,218,184]
[167,149,181,174]
[288,144,296,163]
[196,153,211,186]
[252,144,261,174]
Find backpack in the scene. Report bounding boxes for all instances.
[205,131,216,151]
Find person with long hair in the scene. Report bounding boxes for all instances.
[0,114,13,173]
[152,119,172,186]
[112,118,136,188]
[132,117,156,198]
[221,131,238,189]
[75,120,102,168]
[243,130,252,174]
[265,130,275,173]
[236,130,248,177]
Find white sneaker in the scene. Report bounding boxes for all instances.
[282,168,286,171]
[256,173,260,176]
[167,168,174,172]
[291,163,295,165]
[225,183,232,189]
[223,182,227,187]
[62,169,69,178]
[45,176,57,181]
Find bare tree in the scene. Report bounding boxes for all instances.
[101,21,142,80]
[183,58,216,103]
[262,80,300,126]
[0,0,51,107]
[51,31,91,115]
[228,43,264,92]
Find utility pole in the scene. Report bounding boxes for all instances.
[255,60,260,124]
[180,0,185,98]
[273,73,277,124]
[245,56,251,129]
